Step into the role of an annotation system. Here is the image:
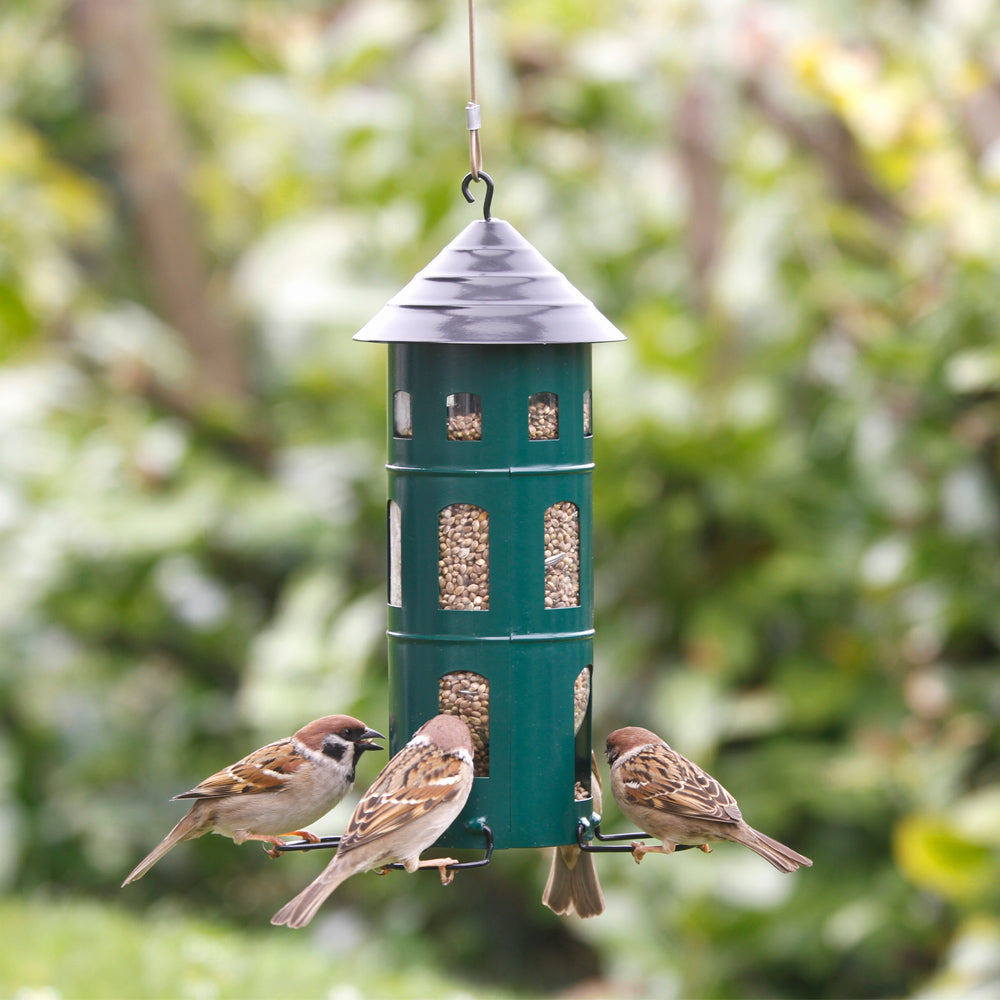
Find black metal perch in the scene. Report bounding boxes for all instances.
[271,822,495,874]
[576,818,696,854]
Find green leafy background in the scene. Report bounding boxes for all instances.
[2,0,999,997]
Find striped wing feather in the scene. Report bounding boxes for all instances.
[621,745,743,824]
[337,742,467,854]
[173,740,302,800]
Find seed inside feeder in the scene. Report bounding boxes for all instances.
[439,504,490,610]
[439,670,489,776]
[447,392,482,441]
[528,392,559,440]
[573,666,590,735]
[544,501,580,608]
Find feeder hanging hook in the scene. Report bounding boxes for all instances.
[462,170,494,221]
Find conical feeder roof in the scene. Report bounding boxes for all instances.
[353,218,626,345]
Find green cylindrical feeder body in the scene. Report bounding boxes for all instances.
[387,342,594,849]
[354,217,624,851]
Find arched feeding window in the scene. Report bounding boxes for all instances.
[439,670,489,776]
[446,392,482,440]
[438,504,489,609]
[544,501,580,608]
[528,392,559,439]
[388,500,402,606]
[393,390,412,438]
[583,389,593,437]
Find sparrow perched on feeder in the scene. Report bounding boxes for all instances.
[605,727,813,873]
[542,753,606,919]
[122,715,384,886]
[271,714,474,929]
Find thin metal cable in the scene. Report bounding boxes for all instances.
[466,0,482,179]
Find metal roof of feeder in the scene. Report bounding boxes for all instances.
[353,216,627,346]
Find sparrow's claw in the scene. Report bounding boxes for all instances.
[412,856,460,883]
[284,830,321,844]
[698,843,712,854]
[631,842,648,864]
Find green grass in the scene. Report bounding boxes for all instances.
[0,896,511,1000]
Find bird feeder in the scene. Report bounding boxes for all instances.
[354,175,625,851]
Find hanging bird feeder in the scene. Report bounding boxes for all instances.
[354,171,624,851]
[279,0,630,864]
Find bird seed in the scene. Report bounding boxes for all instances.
[544,502,580,608]
[446,393,482,441]
[439,671,489,776]
[528,392,559,440]
[573,667,590,735]
[438,504,490,610]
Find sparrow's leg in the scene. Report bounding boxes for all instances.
[244,831,321,858]
[632,842,664,863]
[630,841,710,863]
[281,830,321,843]
[413,857,461,884]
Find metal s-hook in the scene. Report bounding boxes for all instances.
[462,170,494,221]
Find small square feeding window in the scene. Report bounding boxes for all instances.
[393,390,412,438]
[528,392,559,440]
[446,393,482,441]
[439,671,489,776]
[439,504,489,610]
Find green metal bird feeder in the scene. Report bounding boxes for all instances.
[353,171,625,851]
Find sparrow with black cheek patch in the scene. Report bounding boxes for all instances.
[271,714,474,929]
[122,715,384,886]
[605,726,813,873]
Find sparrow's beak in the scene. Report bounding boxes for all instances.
[356,728,385,752]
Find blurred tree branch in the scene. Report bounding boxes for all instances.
[677,73,722,316]
[742,74,904,232]
[68,0,267,462]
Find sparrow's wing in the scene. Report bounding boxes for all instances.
[337,741,469,853]
[173,739,305,799]
[618,744,743,824]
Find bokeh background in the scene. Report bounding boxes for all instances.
[3,0,1000,997]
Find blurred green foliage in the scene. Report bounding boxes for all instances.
[2,0,1000,997]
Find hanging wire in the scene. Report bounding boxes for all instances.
[462,0,494,219]
[466,0,482,179]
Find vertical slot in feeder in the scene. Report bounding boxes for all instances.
[544,502,580,608]
[439,504,490,610]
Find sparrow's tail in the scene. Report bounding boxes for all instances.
[271,862,354,929]
[739,825,813,873]
[121,808,207,886]
[542,846,606,919]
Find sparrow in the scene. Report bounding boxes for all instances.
[605,726,813,873]
[271,714,474,929]
[542,753,606,918]
[122,715,384,886]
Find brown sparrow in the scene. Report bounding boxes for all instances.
[542,752,606,919]
[271,714,474,929]
[605,727,813,873]
[122,715,384,886]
